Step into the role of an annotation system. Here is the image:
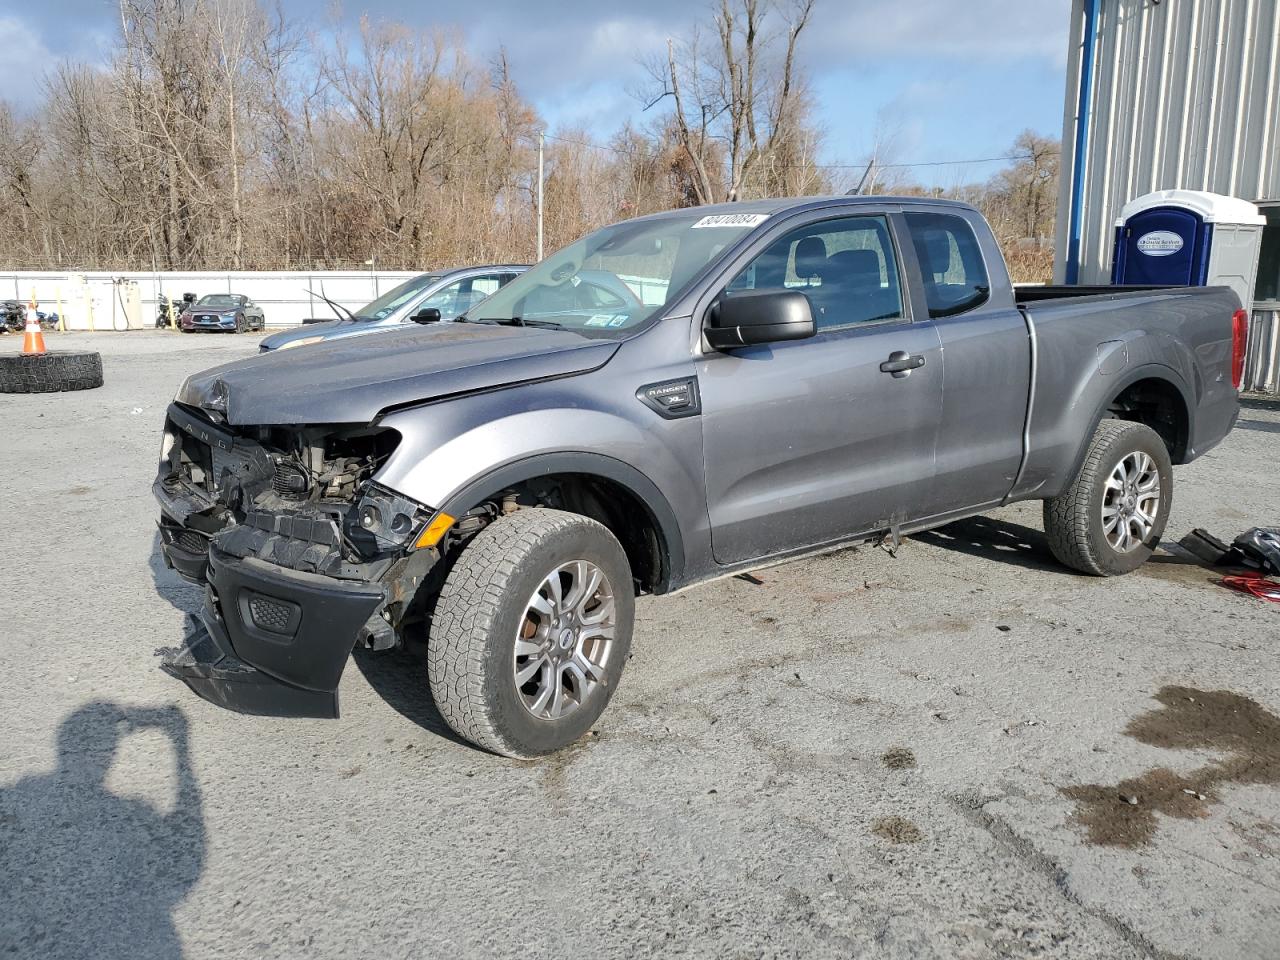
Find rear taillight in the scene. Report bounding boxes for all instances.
[1231,308,1248,391]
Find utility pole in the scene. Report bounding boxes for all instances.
[536,132,545,262]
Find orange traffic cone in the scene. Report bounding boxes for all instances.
[22,296,46,355]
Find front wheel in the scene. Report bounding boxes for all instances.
[427,508,634,758]
[1042,419,1173,576]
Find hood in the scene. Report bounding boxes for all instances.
[259,318,386,350]
[177,321,619,425]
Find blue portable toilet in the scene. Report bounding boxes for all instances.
[1112,189,1265,312]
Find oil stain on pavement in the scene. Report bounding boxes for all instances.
[1063,686,1280,847]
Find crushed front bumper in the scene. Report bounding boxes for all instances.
[160,544,383,718]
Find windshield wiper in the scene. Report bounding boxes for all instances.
[304,288,356,322]
[495,317,563,329]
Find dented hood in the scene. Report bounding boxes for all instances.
[176,322,618,425]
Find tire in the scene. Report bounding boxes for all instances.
[427,508,634,758]
[0,351,104,393]
[1042,419,1173,576]
[234,315,247,334]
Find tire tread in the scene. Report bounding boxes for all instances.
[1042,419,1168,576]
[427,508,616,757]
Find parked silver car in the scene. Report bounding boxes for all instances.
[259,265,527,351]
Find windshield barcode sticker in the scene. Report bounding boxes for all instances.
[691,213,771,229]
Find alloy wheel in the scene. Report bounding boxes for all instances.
[513,559,616,721]
[1101,450,1161,552]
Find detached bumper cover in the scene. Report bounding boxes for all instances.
[161,614,341,719]
[160,545,384,717]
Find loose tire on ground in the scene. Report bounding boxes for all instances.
[0,351,104,393]
[427,508,635,758]
[1042,419,1173,576]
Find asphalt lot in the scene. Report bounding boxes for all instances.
[2,330,1278,960]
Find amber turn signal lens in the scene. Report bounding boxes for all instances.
[414,512,455,549]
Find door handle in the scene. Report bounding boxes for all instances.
[880,351,926,378]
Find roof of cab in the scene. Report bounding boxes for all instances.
[631,195,980,222]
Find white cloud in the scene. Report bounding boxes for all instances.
[0,16,58,107]
[806,0,1069,65]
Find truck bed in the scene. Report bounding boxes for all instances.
[1011,283,1241,500]
[1014,284,1174,304]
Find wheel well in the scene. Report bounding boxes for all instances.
[458,473,669,595]
[1105,377,1189,462]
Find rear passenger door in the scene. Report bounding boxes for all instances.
[902,210,1031,516]
[698,211,945,565]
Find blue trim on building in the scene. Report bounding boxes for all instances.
[1065,0,1101,285]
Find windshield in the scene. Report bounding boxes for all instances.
[197,294,242,307]
[466,213,765,335]
[356,273,446,320]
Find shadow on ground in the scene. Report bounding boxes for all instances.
[0,702,205,959]
[351,645,475,751]
[1235,418,1280,435]
[912,515,1063,572]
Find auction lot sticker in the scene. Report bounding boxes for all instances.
[1136,230,1185,256]
[692,213,771,229]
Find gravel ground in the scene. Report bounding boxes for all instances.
[2,331,1278,960]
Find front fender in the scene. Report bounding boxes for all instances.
[373,379,709,587]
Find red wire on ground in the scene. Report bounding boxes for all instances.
[1220,573,1280,603]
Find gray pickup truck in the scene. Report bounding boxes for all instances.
[155,196,1246,757]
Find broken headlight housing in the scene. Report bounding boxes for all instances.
[349,483,429,553]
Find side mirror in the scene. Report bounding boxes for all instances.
[705,290,815,351]
[410,307,441,324]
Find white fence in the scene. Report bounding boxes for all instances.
[0,270,420,329]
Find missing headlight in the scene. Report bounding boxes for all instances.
[348,484,428,553]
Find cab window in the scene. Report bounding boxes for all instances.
[727,215,905,331]
[418,276,505,319]
[905,212,991,318]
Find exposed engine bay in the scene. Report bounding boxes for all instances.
[154,402,436,649]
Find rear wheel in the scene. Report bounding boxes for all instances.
[427,508,634,758]
[1042,419,1173,576]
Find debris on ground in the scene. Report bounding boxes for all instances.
[1178,526,1280,575]
[881,746,917,770]
[871,816,923,844]
[1219,572,1280,603]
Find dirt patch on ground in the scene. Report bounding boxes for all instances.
[1063,686,1280,847]
[872,816,922,844]
[881,746,917,770]
[1134,557,1221,587]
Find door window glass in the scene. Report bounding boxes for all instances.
[905,212,990,317]
[726,215,905,330]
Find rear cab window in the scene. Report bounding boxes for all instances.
[727,215,906,331]
[905,211,991,318]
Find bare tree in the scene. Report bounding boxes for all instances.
[644,0,818,204]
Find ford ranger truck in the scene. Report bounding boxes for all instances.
[154,197,1245,757]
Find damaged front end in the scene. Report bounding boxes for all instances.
[153,402,443,718]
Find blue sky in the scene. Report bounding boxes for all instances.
[0,0,1071,187]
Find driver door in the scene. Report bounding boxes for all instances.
[698,212,944,565]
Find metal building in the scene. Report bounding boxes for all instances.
[1055,0,1280,393]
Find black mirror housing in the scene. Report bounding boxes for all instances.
[705,289,815,351]
[411,307,442,324]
